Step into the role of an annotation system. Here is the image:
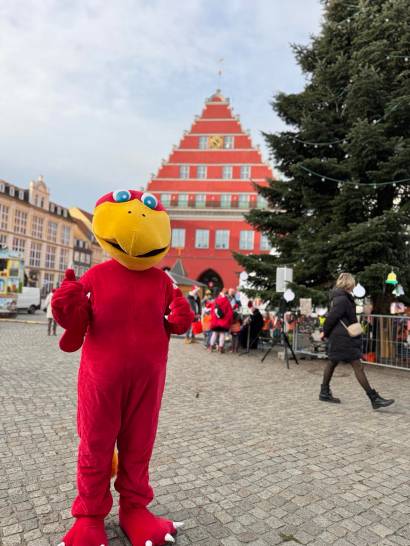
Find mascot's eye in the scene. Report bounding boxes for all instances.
[113,189,131,203]
[141,192,158,209]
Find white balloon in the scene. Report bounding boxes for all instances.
[283,288,295,302]
[353,283,366,298]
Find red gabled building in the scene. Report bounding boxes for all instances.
[147,90,273,291]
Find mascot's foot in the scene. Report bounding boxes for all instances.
[57,517,108,546]
[119,506,183,546]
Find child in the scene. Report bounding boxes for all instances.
[202,304,213,348]
[230,311,242,353]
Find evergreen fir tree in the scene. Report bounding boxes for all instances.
[235,0,410,312]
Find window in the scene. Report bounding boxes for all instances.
[45,245,56,268]
[61,225,71,246]
[12,237,25,253]
[239,230,254,250]
[195,229,209,249]
[224,136,234,149]
[59,248,69,271]
[18,190,24,200]
[29,242,42,267]
[50,203,55,213]
[74,250,80,262]
[179,165,189,179]
[0,234,7,248]
[14,210,27,234]
[43,272,54,292]
[222,165,232,179]
[197,165,207,179]
[161,193,171,207]
[238,194,250,209]
[215,230,230,249]
[240,165,251,179]
[9,187,15,197]
[195,194,206,208]
[260,234,271,251]
[63,209,68,218]
[0,182,4,192]
[257,195,268,209]
[31,216,43,239]
[220,194,231,208]
[47,221,57,242]
[0,204,9,230]
[178,193,188,207]
[199,136,208,149]
[57,206,61,215]
[171,228,185,248]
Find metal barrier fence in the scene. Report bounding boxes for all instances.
[292,314,410,370]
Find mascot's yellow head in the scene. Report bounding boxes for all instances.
[92,189,171,271]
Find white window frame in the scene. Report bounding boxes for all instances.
[239,230,254,250]
[215,230,230,250]
[199,136,208,149]
[18,190,24,200]
[29,242,42,267]
[61,225,71,246]
[178,193,188,207]
[171,228,186,248]
[47,221,57,242]
[222,165,233,179]
[257,195,268,209]
[0,233,7,248]
[179,165,189,179]
[9,187,15,197]
[240,165,251,179]
[197,165,207,179]
[59,247,69,271]
[238,194,250,209]
[195,229,209,249]
[161,193,171,207]
[260,234,271,251]
[14,209,27,234]
[0,204,9,230]
[0,182,4,192]
[195,194,206,208]
[12,236,25,254]
[224,136,234,149]
[45,245,56,269]
[220,194,231,208]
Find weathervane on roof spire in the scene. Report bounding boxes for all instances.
[217,58,224,87]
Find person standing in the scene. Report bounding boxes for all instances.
[320,273,395,409]
[209,290,234,353]
[44,289,57,336]
[185,286,202,344]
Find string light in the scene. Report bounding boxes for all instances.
[299,165,410,188]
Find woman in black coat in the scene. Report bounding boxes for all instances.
[320,273,394,409]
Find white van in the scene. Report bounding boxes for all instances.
[16,287,41,314]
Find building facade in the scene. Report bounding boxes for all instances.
[0,177,74,293]
[147,90,273,291]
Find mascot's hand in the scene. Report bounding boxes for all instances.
[166,287,194,335]
[52,269,90,352]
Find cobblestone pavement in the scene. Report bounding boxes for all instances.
[1,321,410,546]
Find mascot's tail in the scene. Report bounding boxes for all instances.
[111,448,119,478]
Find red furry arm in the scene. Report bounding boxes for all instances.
[52,269,91,352]
[165,283,194,335]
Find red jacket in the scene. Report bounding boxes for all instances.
[210,295,234,331]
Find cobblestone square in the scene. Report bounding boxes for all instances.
[1,321,410,545]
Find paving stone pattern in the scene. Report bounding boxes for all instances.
[1,321,410,545]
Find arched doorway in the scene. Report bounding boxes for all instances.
[197,269,223,296]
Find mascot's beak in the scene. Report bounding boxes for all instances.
[92,198,171,271]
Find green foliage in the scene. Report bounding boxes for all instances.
[236,0,410,311]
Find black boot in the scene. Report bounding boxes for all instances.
[319,384,341,403]
[367,389,394,409]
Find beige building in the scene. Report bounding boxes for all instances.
[70,207,108,267]
[0,176,75,293]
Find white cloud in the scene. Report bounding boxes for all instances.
[0,0,323,210]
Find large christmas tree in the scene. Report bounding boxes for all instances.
[235,0,410,312]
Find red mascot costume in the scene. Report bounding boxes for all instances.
[52,189,193,546]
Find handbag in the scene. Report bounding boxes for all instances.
[192,320,203,335]
[340,320,363,337]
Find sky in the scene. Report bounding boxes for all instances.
[0,0,324,212]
